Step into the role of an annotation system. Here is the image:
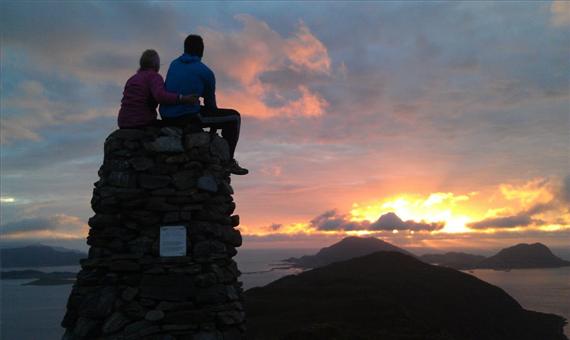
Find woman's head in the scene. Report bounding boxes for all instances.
[139,49,160,72]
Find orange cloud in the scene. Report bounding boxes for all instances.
[551,1,570,27]
[285,22,331,74]
[199,15,331,118]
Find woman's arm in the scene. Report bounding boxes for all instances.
[149,73,199,105]
[149,73,179,104]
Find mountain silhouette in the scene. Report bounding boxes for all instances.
[0,245,86,268]
[478,243,570,269]
[246,251,568,340]
[284,236,413,268]
[420,252,487,269]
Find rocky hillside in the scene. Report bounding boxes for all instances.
[283,236,413,268]
[246,251,568,340]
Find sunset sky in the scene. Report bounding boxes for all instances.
[1,2,569,254]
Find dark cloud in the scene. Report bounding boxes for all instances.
[562,175,570,203]
[371,212,444,231]
[468,214,535,230]
[310,210,366,231]
[269,223,283,231]
[1,214,86,236]
[309,210,443,232]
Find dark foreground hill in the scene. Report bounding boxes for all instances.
[246,251,568,340]
[284,236,413,268]
[0,245,86,267]
[420,252,487,269]
[478,243,570,269]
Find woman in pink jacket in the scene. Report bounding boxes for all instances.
[118,49,198,128]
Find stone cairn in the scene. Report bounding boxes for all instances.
[61,126,245,340]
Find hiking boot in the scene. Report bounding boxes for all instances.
[229,159,249,175]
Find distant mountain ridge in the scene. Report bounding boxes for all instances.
[422,243,570,270]
[283,236,413,268]
[247,251,568,339]
[478,243,570,269]
[285,237,570,271]
[0,245,86,268]
[420,252,487,270]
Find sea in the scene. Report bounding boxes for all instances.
[1,248,569,339]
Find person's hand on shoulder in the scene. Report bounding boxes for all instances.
[180,94,200,105]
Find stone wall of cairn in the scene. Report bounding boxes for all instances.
[61,126,245,340]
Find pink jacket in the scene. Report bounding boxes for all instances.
[117,70,178,128]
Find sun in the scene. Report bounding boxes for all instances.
[349,193,476,234]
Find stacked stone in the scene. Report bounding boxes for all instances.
[61,126,245,340]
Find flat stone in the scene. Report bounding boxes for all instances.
[139,174,171,189]
[105,159,131,172]
[121,301,146,319]
[192,331,223,340]
[125,210,161,226]
[194,273,217,287]
[223,228,242,247]
[109,129,148,141]
[210,137,230,162]
[163,310,212,324]
[104,137,123,154]
[130,157,154,171]
[124,140,140,150]
[230,215,240,227]
[109,261,141,272]
[222,328,243,340]
[162,324,196,331]
[151,188,177,196]
[102,311,129,334]
[145,309,165,321]
[127,236,154,255]
[196,285,230,304]
[140,274,196,301]
[72,317,101,337]
[197,176,218,193]
[121,287,139,301]
[88,214,121,229]
[216,310,244,326]
[145,197,179,211]
[145,136,184,153]
[165,154,190,164]
[162,212,180,224]
[193,241,226,259]
[123,320,155,335]
[220,181,234,195]
[180,212,192,221]
[172,171,196,190]
[160,127,183,137]
[107,171,135,188]
[169,265,201,275]
[78,286,117,319]
[156,301,195,312]
[184,132,210,149]
[181,204,203,211]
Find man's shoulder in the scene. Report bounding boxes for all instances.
[198,61,215,78]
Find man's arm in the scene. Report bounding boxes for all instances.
[203,69,217,110]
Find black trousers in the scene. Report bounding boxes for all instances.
[162,108,241,159]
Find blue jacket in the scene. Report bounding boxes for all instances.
[159,54,217,118]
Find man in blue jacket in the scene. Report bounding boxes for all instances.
[160,35,248,175]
